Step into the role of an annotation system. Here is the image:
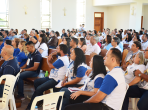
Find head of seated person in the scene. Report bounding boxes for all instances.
[142,34,148,43]
[90,36,98,46]
[25,41,36,54]
[131,41,141,53]
[133,52,145,65]
[12,38,20,49]
[4,39,11,46]
[38,34,47,44]
[105,35,112,45]
[70,37,78,49]
[125,33,132,42]
[111,37,120,48]
[1,45,14,61]
[86,34,92,40]
[133,32,141,42]
[50,31,55,37]
[115,34,122,41]
[79,38,86,48]
[30,30,35,37]
[30,36,37,44]
[3,30,8,38]
[18,41,29,55]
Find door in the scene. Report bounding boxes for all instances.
[94,12,104,32]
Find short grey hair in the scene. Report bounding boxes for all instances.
[113,37,120,45]
[31,30,35,35]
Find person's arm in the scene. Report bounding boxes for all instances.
[47,54,56,69]
[39,49,44,54]
[23,62,40,71]
[63,77,82,86]
[134,69,148,82]
[128,76,141,86]
[70,88,98,100]
[21,62,27,69]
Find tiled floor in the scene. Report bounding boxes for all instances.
[15,83,138,110]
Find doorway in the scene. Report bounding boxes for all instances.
[94,12,104,32]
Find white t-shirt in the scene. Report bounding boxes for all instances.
[83,74,104,91]
[57,36,61,39]
[35,41,40,49]
[124,63,146,84]
[142,41,148,50]
[85,42,92,55]
[66,61,88,85]
[128,40,133,49]
[49,56,69,81]
[90,43,101,55]
[38,43,48,57]
[100,67,126,110]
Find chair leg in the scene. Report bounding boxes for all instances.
[12,96,16,110]
[9,99,13,110]
[131,98,136,110]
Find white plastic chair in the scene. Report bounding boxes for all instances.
[31,92,64,110]
[0,71,21,110]
[119,83,129,110]
[0,75,17,110]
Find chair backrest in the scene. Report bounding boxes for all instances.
[85,55,90,66]
[99,49,107,57]
[0,75,16,106]
[119,83,129,110]
[58,39,62,45]
[121,49,128,66]
[31,92,64,110]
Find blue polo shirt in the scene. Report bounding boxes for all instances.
[105,43,123,53]
[0,43,4,54]
[0,58,20,77]
[13,48,20,57]
[16,52,28,67]
[3,36,9,42]
[26,49,42,74]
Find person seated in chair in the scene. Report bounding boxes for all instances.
[0,45,20,97]
[25,44,69,110]
[17,41,42,100]
[47,31,58,49]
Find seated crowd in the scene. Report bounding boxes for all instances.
[0,27,148,110]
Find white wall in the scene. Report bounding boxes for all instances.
[86,0,108,31]
[9,0,41,33]
[93,0,135,6]
[107,5,130,31]
[143,5,148,30]
[52,0,76,34]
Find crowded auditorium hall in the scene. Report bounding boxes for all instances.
[1,0,148,110]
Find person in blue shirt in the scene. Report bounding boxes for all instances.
[17,41,28,67]
[11,31,18,40]
[0,45,20,97]
[17,41,42,100]
[12,38,20,57]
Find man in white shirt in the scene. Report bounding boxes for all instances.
[141,34,148,50]
[89,36,101,55]
[64,48,127,110]
[26,44,69,110]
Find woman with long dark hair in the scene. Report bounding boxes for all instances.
[60,48,88,110]
[63,37,71,57]
[78,38,87,53]
[12,38,20,57]
[38,34,48,57]
[123,33,132,44]
[69,55,107,104]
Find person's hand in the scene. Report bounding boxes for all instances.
[61,81,65,87]
[62,82,67,87]
[70,91,81,100]
[85,69,92,76]
[47,54,53,62]
[134,69,142,77]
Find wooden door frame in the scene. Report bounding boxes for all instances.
[141,16,143,29]
[94,12,104,32]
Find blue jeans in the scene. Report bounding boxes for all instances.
[122,85,148,110]
[0,85,4,97]
[27,77,58,109]
[17,71,38,97]
[60,88,72,110]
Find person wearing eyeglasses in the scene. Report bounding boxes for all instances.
[122,47,148,110]
[110,37,121,53]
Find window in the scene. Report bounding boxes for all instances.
[40,0,52,29]
[76,0,86,28]
[0,0,9,29]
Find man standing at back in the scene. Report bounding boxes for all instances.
[17,41,42,100]
[0,45,20,97]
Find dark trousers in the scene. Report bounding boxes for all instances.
[122,85,148,110]
[27,77,58,109]
[70,95,90,104]
[17,71,38,97]
[64,102,111,110]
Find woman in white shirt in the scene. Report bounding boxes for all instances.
[38,34,48,57]
[55,31,61,39]
[124,51,146,86]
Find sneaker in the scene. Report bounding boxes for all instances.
[15,95,25,101]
